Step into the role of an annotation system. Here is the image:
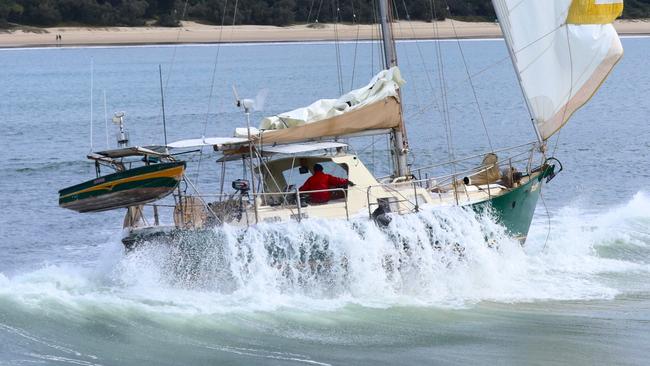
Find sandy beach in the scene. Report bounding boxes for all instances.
[1,19,649,48]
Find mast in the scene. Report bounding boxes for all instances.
[378,0,410,178]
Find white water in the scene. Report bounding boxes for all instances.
[1,192,649,319]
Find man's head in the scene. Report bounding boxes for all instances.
[313,163,324,173]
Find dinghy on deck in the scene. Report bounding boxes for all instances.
[59,161,185,213]
[59,146,185,213]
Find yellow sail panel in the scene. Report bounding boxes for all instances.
[567,0,623,24]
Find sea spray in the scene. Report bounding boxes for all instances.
[524,191,650,294]
[113,206,514,301]
[1,193,649,317]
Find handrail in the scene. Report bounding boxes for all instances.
[406,154,533,187]
[363,153,538,215]
[409,141,537,174]
[410,147,536,177]
[295,187,301,222]
[377,141,538,181]
[138,151,542,227]
[168,187,351,222]
[365,181,421,217]
[263,187,350,222]
[182,174,221,224]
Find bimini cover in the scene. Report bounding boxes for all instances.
[492,0,623,140]
[260,66,405,130]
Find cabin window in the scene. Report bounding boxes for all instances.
[282,161,348,189]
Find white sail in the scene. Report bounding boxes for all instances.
[492,0,624,140]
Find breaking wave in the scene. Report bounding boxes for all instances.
[1,192,649,318]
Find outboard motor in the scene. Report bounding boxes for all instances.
[372,198,392,227]
[232,179,250,194]
[232,179,250,221]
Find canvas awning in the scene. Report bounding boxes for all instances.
[91,146,169,159]
[262,142,347,154]
[167,137,249,150]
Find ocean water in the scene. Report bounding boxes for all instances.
[1,38,649,365]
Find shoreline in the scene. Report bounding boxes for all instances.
[1,19,649,49]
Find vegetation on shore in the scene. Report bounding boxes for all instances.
[1,0,649,29]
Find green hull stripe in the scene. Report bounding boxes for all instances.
[59,161,185,196]
[59,177,179,204]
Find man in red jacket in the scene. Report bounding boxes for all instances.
[299,163,354,203]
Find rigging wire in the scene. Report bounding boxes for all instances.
[386,134,394,177]
[229,0,240,42]
[306,0,317,23]
[333,0,344,95]
[315,0,324,22]
[150,0,189,147]
[400,24,571,122]
[196,0,239,184]
[349,0,360,90]
[391,1,424,111]
[367,1,377,171]
[370,0,376,76]
[399,7,445,128]
[371,135,376,175]
[392,0,453,166]
[397,0,443,121]
[552,130,562,157]
[430,0,456,175]
[202,0,231,137]
[393,0,434,168]
[370,0,385,77]
[162,0,190,92]
[552,25,576,158]
[443,0,493,152]
[540,189,552,252]
[513,25,564,74]
[89,58,93,152]
[376,3,385,70]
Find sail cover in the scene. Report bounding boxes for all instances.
[492,0,623,140]
[256,96,401,145]
[260,67,405,130]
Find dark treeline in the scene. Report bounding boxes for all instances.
[2,0,650,28]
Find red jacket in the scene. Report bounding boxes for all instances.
[299,171,349,203]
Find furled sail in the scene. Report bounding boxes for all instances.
[492,0,624,140]
[256,96,402,145]
[260,67,405,130]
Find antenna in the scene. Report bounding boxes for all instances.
[103,90,109,148]
[112,112,129,147]
[159,64,168,147]
[232,84,267,224]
